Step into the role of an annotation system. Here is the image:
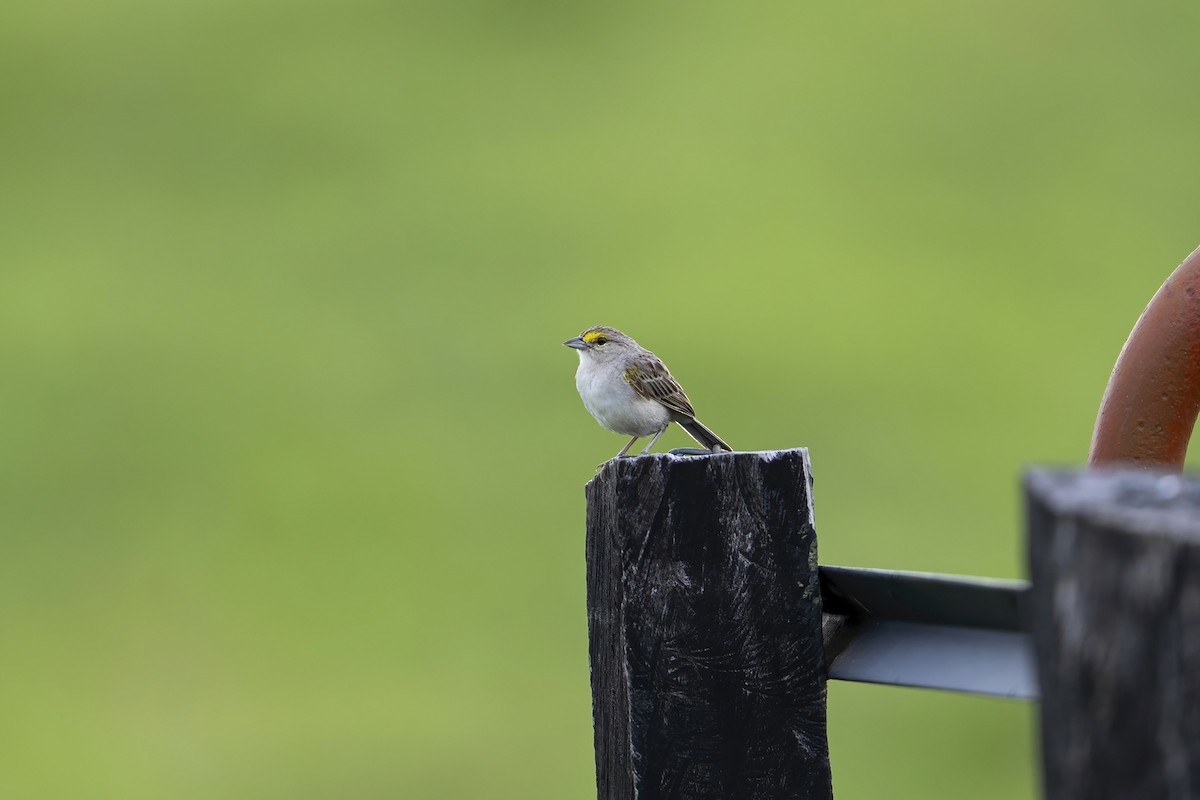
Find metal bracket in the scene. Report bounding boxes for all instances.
[820,565,1037,699]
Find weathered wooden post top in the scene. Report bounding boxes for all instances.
[1026,468,1200,800]
[586,449,831,800]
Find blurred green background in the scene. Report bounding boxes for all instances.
[3,0,1199,797]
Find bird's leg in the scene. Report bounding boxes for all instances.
[614,436,640,458]
[596,436,642,470]
[638,426,668,455]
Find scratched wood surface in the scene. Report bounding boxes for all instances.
[585,449,832,800]
[1027,469,1200,800]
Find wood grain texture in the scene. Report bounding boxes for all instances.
[1026,469,1200,800]
[585,449,832,800]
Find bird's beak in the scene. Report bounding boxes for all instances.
[564,337,589,350]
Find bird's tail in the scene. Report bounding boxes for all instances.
[678,418,732,452]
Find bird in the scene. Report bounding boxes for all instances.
[563,325,732,459]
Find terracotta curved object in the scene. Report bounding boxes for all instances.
[1089,245,1200,471]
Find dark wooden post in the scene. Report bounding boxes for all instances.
[1026,468,1200,800]
[585,449,833,800]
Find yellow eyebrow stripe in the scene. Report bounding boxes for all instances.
[582,330,607,344]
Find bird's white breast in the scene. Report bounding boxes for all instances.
[575,356,670,437]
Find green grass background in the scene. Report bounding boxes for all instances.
[3,0,1199,797]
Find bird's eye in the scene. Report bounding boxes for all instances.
[594,337,608,346]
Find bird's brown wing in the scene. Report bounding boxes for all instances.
[624,355,696,418]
